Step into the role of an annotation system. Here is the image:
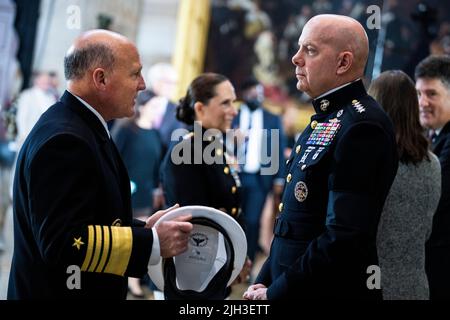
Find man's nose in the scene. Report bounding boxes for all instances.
[292,50,304,66]
[418,94,429,108]
[139,76,146,91]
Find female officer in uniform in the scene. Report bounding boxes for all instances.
[161,73,240,219]
[160,73,250,294]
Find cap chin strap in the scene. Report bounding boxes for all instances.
[163,217,235,300]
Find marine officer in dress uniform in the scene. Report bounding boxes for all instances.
[8,30,192,299]
[161,73,241,218]
[161,73,251,297]
[244,14,398,300]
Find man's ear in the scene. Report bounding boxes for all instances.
[336,51,353,75]
[92,68,107,90]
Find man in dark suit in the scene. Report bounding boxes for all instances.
[231,77,285,263]
[244,14,398,300]
[415,55,450,300]
[8,30,192,299]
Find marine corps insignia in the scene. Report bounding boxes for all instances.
[294,181,308,202]
[337,109,344,117]
[320,99,330,112]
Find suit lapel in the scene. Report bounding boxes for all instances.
[61,91,123,182]
[100,138,123,181]
[60,91,132,219]
[433,122,450,155]
[109,139,132,207]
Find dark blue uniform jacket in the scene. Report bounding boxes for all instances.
[256,80,398,299]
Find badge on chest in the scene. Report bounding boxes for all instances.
[306,122,341,147]
[294,181,308,202]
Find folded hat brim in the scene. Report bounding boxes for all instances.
[148,205,247,291]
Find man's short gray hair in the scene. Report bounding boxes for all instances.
[64,43,115,80]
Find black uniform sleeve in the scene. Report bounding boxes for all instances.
[267,122,392,299]
[28,134,152,278]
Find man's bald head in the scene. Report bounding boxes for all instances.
[305,14,369,76]
[64,29,132,80]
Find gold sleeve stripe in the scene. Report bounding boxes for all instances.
[95,226,111,273]
[104,227,133,276]
[88,225,103,272]
[81,225,95,271]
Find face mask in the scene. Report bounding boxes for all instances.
[245,99,260,111]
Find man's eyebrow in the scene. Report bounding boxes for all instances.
[298,41,315,47]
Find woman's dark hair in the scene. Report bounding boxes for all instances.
[176,73,229,125]
[369,70,429,165]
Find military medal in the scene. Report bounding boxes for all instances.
[294,181,308,202]
[306,122,341,146]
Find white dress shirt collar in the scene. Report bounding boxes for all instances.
[69,91,110,138]
[315,79,361,100]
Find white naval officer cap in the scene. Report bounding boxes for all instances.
[148,205,247,300]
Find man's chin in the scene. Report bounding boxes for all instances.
[126,108,136,118]
[297,82,308,93]
[420,118,434,129]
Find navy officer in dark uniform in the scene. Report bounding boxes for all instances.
[8,30,192,299]
[161,73,251,295]
[244,14,398,300]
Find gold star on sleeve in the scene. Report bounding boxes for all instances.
[72,237,85,250]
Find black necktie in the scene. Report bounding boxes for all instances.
[428,130,437,143]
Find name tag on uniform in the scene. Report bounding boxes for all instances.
[306,122,341,146]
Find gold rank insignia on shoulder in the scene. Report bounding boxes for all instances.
[320,99,330,112]
[352,100,365,113]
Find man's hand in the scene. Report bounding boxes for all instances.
[156,216,193,258]
[145,204,179,228]
[145,204,194,258]
[243,283,268,300]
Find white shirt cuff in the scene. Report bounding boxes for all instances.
[148,227,161,265]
